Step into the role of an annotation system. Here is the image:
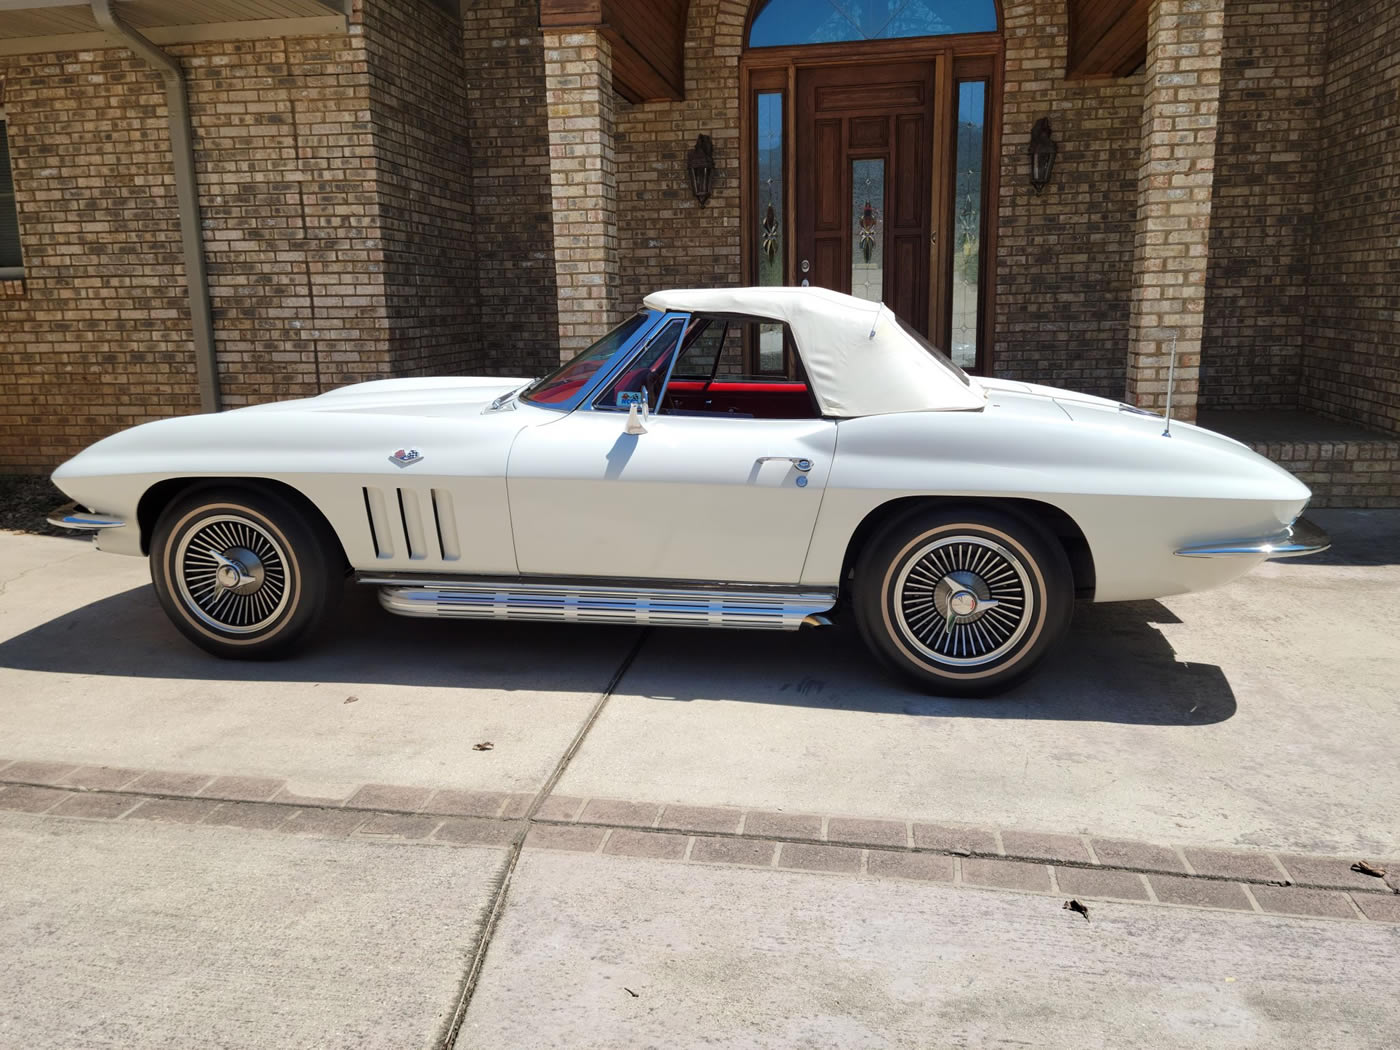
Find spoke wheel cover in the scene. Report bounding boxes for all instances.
[893,534,1034,667]
[174,514,292,634]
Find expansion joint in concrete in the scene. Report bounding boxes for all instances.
[436,627,653,1050]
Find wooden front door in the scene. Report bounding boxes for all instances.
[795,61,938,337]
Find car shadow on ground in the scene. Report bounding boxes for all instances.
[0,582,1234,726]
[630,599,1236,726]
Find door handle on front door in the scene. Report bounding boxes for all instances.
[756,456,813,471]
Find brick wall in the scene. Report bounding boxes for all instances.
[992,0,1143,399]
[0,49,205,470]
[613,0,746,315]
[462,0,559,376]
[1199,0,1326,412]
[0,31,399,470]
[1302,0,1400,436]
[1242,439,1400,508]
[543,29,622,360]
[1123,0,1225,421]
[0,0,492,471]
[181,33,392,409]
[364,0,477,377]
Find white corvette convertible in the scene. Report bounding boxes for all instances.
[49,287,1328,695]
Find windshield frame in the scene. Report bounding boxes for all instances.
[519,310,668,412]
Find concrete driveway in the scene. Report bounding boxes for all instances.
[2,509,1398,1048]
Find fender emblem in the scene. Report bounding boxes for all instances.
[390,448,423,466]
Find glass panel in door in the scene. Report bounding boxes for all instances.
[951,80,986,371]
[850,158,885,303]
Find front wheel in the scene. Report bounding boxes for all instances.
[852,507,1074,697]
[150,487,342,659]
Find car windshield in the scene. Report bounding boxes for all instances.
[893,314,973,387]
[520,313,651,408]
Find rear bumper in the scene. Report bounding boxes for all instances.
[1175,515,1330,559]
[46,501,126,531]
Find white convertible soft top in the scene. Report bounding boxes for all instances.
[642,286,986,417]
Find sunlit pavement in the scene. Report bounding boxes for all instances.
[2,509,1397,1048]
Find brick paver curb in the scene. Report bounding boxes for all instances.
[534,794,1398,899]
[0,778,519,851]
[3,761,1397,924]
[517,825,1393,924]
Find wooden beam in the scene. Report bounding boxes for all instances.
[540,0,687,102]
[1066,0,1147,79]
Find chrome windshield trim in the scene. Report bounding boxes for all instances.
[47,501,126,530]
[584,312,691,414]
[1174,516,1331,559]
[518,309,668,413]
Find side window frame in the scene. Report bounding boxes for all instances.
[658,312,822,421]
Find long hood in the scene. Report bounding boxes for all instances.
[235,375,532,417]
[52,375,539,486]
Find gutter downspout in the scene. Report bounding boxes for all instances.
[91,0,220,413]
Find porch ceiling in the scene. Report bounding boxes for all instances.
[0,0,350,56]
[1067,0,1148,78]
[540,0,689,103]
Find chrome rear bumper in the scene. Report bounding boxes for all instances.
[46,501,126,530]
[1175,515,1330,559]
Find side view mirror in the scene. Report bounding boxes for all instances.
[625,387,649,435]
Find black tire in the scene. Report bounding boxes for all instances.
[852,506,1073,697]
[149,486,342,659]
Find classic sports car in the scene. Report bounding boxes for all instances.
[49,286,1328,696]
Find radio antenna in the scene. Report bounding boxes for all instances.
[1162,333,1178,439]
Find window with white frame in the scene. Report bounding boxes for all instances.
[0,108,23,277]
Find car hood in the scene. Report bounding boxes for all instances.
[233,375,534,417]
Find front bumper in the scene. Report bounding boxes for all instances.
[46,501,126,531]
[1174,515,1331,559]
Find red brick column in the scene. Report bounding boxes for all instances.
[1125,0,1226,421]
[542,29,621,362]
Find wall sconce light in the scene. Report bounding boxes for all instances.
[687,134,715,206]
[1029,118,1057,194]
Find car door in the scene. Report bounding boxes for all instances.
[506,314,838,584]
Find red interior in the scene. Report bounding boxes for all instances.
[663,379,817,419]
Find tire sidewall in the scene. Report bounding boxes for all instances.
[150,489,332,658]
[855,508,1073,696]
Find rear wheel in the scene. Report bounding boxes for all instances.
[150,487,342,659]
[852,507,1073,697]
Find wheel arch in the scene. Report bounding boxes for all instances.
[840,496,1096,600]
[136,477,348,569]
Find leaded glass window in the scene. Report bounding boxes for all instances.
[950,80,986,370]
[749,0,997,48]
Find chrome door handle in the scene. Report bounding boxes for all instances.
[756,456,813,471]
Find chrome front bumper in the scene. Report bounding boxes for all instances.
[46,501,126,530]
[1175,515,1331,559]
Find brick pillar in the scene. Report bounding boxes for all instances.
[542,29,621,362]
[1125,0,1226,421]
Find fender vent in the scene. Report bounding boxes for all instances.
[363,486,459,562]
[362,487,393,559]
[430,488,461,561]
